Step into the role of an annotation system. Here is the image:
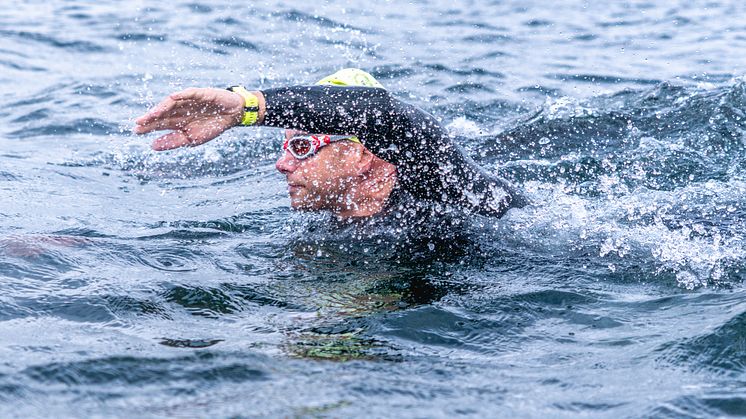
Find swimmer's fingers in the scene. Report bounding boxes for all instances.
[169,87,210,101]
[151,131,191,151]
[135,96,178,126]
[151,120,229,151]
[133,116,186,134]
[134,88,206,129]
[135,88,238,133]
[134,100,209,134]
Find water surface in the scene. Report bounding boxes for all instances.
[1,0,746,417]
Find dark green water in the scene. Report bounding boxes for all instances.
[1,0,746,417]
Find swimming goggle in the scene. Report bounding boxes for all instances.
[282,134,361,160]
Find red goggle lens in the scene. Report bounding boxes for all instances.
[289,138,312,156]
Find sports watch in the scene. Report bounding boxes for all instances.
[227,86,259,126]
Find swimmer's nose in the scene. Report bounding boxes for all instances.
[275,151,300,175]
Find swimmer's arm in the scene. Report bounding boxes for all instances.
[134,87,266,151]
[134,85,433,153]
[134,85,400,151]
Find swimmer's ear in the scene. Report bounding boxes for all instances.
[355,147,375,175]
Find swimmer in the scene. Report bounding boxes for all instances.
[134,69,525,220]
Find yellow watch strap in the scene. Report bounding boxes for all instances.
[228,86,259,126]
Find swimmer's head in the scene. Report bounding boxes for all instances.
[275,69,395,216]
[315,68,385,88]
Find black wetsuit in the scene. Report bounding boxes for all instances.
[261,85,526,218]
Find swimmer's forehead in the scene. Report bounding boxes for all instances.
[285,129,308,138]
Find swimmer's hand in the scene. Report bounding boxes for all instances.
[134,88,264,151]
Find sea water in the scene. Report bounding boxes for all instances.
[1,0,746,417]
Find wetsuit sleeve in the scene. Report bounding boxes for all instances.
[261,85,525,217]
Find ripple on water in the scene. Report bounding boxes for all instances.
[0,379,26,403]
[381,305,522,354]
[103,295,172,320]
[0,297,35,322]
[0,249,81,283]
[161,285,245,317]
[21,352,269,387]
[0,171,19,181]
[0,29,109,53]
[159,338,223,348]
[656,310,746,377]
[184,2,213,14]
[445,83,495,94]
[550,73,662,86]
[13,295,118,323]
[115,32,169,42]
[370,64,415,80]
[0,59,45,73]
[646,391,746,418]
[135,248,202,272]
[223,283,296,309]
[7,118,120,139]
[276,10,369,33]
[461,33,513,43]
[212,36,260,51]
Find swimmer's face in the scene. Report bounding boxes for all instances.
[275,129,365,211]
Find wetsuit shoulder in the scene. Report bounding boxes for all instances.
[261,85,525,217]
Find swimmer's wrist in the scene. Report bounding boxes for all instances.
[226,86,265,126]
